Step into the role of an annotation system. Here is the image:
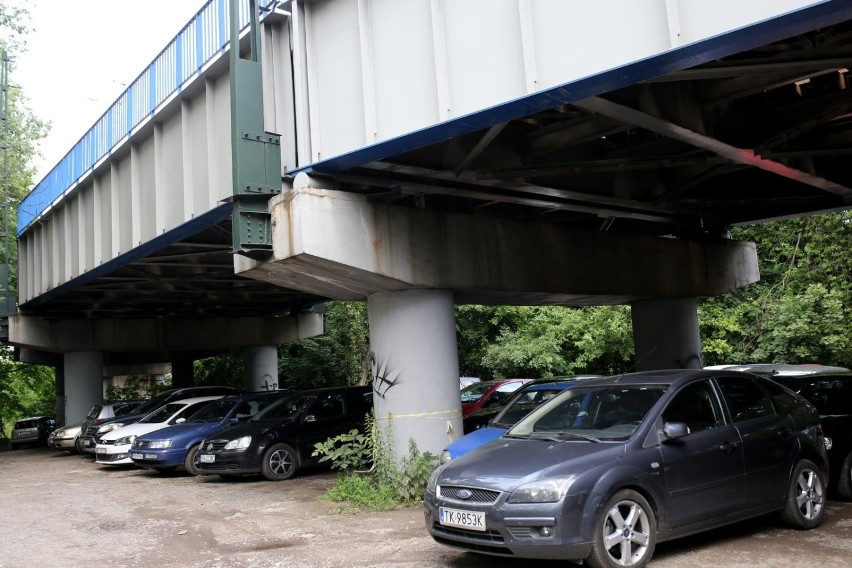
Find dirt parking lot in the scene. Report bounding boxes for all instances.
[1,446,851,568]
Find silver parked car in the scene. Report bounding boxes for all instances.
[11,416,56,449]
[47,423,84,454]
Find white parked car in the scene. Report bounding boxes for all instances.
[95,396,222,466]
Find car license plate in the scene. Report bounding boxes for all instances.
[439,507,486,532]
[84,440,91,447]
[96,447,106,454]
[199,454,215,463]
[130,453,143,460]
[145,453,157,460]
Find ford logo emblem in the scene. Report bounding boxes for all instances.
[457,489,472,500]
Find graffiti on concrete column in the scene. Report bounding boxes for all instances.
[370,351,399,399]
[261,374,278,391]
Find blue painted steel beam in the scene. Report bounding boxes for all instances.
[17,0,275,236]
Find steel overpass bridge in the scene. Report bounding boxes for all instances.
[7,0,852,455]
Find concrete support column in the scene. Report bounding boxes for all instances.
[63,351,104,424]
[631,298,702,371]
[367,289,461,461]
[54,362,66,426]
[171,358,194,389]
[244,346,279,392]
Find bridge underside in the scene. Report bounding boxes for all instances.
[20,211,323,321]
[311,18,852,243]
[20,16,852,324]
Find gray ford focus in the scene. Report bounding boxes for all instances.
[425,369,829,568]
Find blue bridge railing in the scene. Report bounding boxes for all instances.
[18,0,277,235]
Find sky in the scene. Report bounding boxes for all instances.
[11,0,207,184]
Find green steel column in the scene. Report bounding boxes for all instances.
[229,0,281,259]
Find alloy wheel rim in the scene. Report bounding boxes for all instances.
[270,449,293,476]
[796,468,824,520]
[602,499,651,566]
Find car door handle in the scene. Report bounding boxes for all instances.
[719,440,741,453]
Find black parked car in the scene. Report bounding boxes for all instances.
[80,386,241,454]
[772,365,852,500]
[425,370,828,568]
[195,385,372,481]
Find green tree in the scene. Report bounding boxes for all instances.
[699,212,852,367]
[2,3,49,277]
[0,346,54,439]
[278,301,369,389]
[193,351,247,389]
[457,304,633,378]
[0,3,54,438]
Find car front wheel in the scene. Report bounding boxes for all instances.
[184,443,202,476]
[261,443,298,481]
[780,459,826,529]
[836,451,852,501]
[586,489,656,568]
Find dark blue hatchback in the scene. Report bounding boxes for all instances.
[130,391,291,474]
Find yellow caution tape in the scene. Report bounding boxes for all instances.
[375,409,461,420]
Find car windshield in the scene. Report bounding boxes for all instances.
[491,387,567,428]
[139,402,187,424]
[508,385,665,441]
[186,400,236,423]
[86,405,104,420]
[250,395,312,422]
[776,375,852,415]
[460,382,495,403]
[131,398,163,417]
[114,402,141,417]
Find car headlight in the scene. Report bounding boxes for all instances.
[508,477,575,503]
[148,440,172,449]
[97,423,124,434]
[224,436,251,450]
[114,435,137,446]
[439,450,452,465]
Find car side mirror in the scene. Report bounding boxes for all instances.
[175,418,186,425]
[662,422,689,440]
[230,417,241,424]
[303,414,316,423]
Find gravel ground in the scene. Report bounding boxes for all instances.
[1,446,851,568]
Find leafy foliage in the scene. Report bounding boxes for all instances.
[278,301,369,389]
[457,304,634,378]
[313,428,373,473]
[104,375,172,402]
[699,212,852,368]
[0,7,53,441]
[314,410,438,512]
[192,352,248,389]
[0,346,54,440]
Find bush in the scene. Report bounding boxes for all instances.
[313,410,438,512]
